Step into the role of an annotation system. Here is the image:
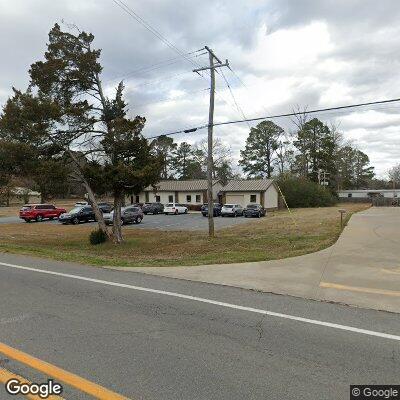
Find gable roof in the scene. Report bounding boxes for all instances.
[11,187,41,196]
[221,179,274,192]
[144,180,220,192]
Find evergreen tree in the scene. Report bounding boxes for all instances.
[0,24,162,242]
[293,118,336,185]
[151,135,177,179]
[171,142,204,179]
[239,120,283,178]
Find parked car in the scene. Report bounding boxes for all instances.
[221,204,244,217]
[164,203,188,215]
[201,203,222,217]
[74,201,112,213]
[244,203,266,218]
[98,202,113,213]
[59,206,95,224]
[142,202,164,215]
[104,206,143,225]
[74,201,89,206]
[19,204,67,222]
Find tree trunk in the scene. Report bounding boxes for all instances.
[83,180,110,238]
[66,150,110,239]
[112,191,123,244]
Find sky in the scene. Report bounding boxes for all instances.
[0,0,399,177]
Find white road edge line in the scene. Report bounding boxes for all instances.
[1,261,399,342]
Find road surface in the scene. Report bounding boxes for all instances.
[0,252,399,399]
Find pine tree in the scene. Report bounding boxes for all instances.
[239,120,283,178]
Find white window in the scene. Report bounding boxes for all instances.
[186,195,192,203]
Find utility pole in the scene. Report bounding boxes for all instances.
[193,46,229,237]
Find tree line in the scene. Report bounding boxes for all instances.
[237,118,376,191]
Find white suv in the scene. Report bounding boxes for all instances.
[164,203,188,215]
[221,204,244,217]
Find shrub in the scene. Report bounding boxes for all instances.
[89,229,108,245]
[277,176,337,208]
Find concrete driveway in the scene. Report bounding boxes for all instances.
[131,207,400,313]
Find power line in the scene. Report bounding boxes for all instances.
[110,1,249,118]
[105,51,207,84]
[111,0,204,71]
[131,87,209,109]
[110,70,193,91]
[145,97,400,139]
[227,65,273,117]
[219,69,251,129]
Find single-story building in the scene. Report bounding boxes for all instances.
[128,179,279,210]
[338,189,400,201]
[128,180,223,207]
[219,179,279,210]
[0,186,41,206]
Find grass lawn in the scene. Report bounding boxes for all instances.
[0,203,369,268]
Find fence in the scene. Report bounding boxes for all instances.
[372,197,399,207]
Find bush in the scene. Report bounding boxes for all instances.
[277,176,337,208]
[89,229,108,245]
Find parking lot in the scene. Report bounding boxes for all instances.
[0,212,259,231]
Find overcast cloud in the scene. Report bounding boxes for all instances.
[0,0,399,176]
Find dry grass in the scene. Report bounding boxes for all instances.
[0,203,369,268]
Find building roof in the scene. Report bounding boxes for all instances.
[339,189,400,193]
[11,186,41,196]
[144,180,220,192]
[221,179,274,192]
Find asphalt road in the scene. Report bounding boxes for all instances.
[0,252,399,399]
[0,213,256,231]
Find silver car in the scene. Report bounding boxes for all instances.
[104,206,143,225]
[221,204,244,217]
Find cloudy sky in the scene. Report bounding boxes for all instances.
[1,0,399,177]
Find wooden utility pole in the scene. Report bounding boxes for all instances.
[193,46,229,237]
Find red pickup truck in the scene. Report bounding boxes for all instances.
[19,204,67,222]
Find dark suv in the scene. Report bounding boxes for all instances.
[59,206,95,224]
[104,206,144,225]
[98,202,113,213]
[244,204,266,218]
[142,202,164,215]
[201,203,222,217]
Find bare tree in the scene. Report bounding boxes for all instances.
[388,164,400,184]
[290,105,310,177]
[193,138,232,179]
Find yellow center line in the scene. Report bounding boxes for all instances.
[320,281,400,297]
[0,368,64,399]
[0,342,130,400]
